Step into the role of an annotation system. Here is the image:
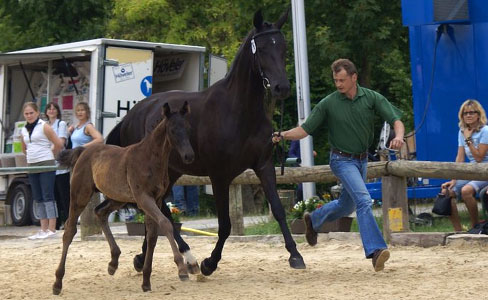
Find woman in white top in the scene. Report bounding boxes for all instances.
[21,102,64,239]
[45,102,69,230]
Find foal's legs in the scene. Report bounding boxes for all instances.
[200,178,232,276]
[136,193,189,292]
[53,186,95,295]
[134,184,199,274]
[94,199,126,275]
[254,161,305,269]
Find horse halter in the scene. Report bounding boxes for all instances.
[251,29,281,90]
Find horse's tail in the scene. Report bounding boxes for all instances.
[57,147,86,168]
[105,120,123,146]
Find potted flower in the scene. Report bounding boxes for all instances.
[289,195,353,234]
[126,202,183,236]
[166,202,183,232]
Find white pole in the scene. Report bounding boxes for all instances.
[291,0,316,200]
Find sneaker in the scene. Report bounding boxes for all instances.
[45,230,57,238]
[28,230,48,240]
[303,212,317,246]
[372,249,390,272]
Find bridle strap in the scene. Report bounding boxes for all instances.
[251,29,281,89]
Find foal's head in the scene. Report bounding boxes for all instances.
[163,102,194,164]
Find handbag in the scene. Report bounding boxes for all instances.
[432,189,452,216]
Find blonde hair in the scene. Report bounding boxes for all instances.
[458,99,487,131]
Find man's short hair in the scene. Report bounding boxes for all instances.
[331,58,357,76]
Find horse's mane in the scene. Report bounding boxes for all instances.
[226,22,275,78]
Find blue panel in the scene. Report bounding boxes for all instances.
[469,0,488,23]
[474,23,488,105]
[402,0,433,26]
[408,23,478,162]
[366,182,442,200]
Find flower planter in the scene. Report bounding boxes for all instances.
[289,217,353,234]
[126,222,182,236]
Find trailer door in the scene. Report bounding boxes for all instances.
[102,47,153,137]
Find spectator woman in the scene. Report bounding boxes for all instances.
[68,102,103,148]
[441,99,488,231]
[21,102,64,239]
[45,102,69,229]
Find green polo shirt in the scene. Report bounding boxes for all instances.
[301,85,402,154]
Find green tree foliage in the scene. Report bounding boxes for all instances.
[0,0,112,52]
[107,0,239,59]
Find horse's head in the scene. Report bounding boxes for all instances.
[251,9,290,99]
[163,102,195,164]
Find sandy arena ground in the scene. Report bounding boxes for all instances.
[0,232,487,300]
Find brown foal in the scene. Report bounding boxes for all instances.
[53,102,194,294]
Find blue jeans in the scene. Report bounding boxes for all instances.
[310,153,387,258]
[172,185,199,216]
[28,171,58,219]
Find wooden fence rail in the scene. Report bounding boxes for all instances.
[175,160,488,185]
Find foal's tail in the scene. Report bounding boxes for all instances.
[57,147,86,169]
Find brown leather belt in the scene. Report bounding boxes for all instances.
[331,149,368,160]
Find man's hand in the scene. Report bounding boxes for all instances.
[389,137,404,150]
[272,132,283,144]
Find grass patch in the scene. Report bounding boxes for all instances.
[243,211,474,235]
[245,219,282,235]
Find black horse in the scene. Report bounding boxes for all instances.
[106,9,305,276]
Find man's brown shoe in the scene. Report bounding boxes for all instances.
[303,212,317,246]
[372,249,390,272]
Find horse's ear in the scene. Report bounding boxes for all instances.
[275,8,290,29]
[163,103,171,118]
[253,9,264,30]
[180,101,190,115]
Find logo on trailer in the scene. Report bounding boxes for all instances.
[113,64,135,83]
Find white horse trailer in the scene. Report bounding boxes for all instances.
[0,39,223,225]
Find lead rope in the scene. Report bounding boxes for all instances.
[279,94,285,175]
[269,86,285,176]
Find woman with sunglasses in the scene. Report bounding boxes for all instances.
[441,99,488,231]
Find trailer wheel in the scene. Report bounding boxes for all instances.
[9,184,32,226]
[30,200,41,226]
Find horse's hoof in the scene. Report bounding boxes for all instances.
[200,258,215,276]
[142,285,151,292]
[289,256,306,269]
[52,284,62,295]
[179,274,190,281]
[108,264,117,275]
[187,261,200,275]
[133,255,144,272]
